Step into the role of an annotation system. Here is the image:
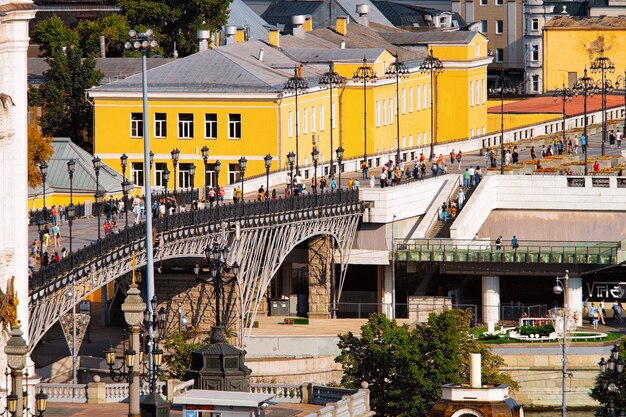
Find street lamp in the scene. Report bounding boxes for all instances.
[319,62,344,177]
[287,151,295,206]
[264,154,272,208]
[590,49,615,156]
[385,52,410,165]
[552,83,575,147]
[163,168,170,197]
[39,162,48,222]
[419,48,445,160]
[353,57,378,168]
[553,270,569,417]
[238,157,247,214]
[171,148,180,195]
[574,68,597,175]
[614,71,626,144]
[120,154,129,228]
[311,148,319,201]
[5,323,36,417]
[336,146,344,191]
[65,284,77,386]
[125,30,158,351]
[92,156,102,240]
[194,241,240,343]
[67,159,75,266]
[122,180,131,229]
[284,65,309,173]
[214,160,221,203]
[595,344,625,417]
[189,163,196,189]
[201,146,209,198]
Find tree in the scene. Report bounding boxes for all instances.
[162,329,207,379]
[336,311,517,417]
[77,15,131,58]
[32,16,79,57]
[29,46,103,148]
[590,343,625,414]
[118,0,232,57]
[27,126,54,188]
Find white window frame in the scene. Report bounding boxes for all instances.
[480,0,487,5]
[320,105,325,131]
[532,18,539,31]
[331,103,336,129]
[495,48,504,63]
[423,84,428,109]
[416,85,421,110]
[496,20,504,34]
[480,20,488,33]
[177,113,194,139]
[130,113,143,138]
[131,162,144,186]
[303,108,308,134]
[389,99,394,124]
[228,113,241,139]
[154,162,167,188]
[482,79,486,104]
[154,113,166,138]
[469,81,474,106]
[382,99,387,125]
[204,113,218,139]
[408,88,413,112]
[288,111,293,137]
[375,101,380,127]
[402,88,406,114]
[531,44,539,61]
[475,81,480,106]
[311,106,316,132]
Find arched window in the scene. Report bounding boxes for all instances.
[451,409,484,417]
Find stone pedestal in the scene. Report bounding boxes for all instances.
[482,276,500,324]
[87,377,106,404]
[308,236,332,319]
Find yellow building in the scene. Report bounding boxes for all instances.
[88,20,490,191]
[543,16,626,92]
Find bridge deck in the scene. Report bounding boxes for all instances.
[396,238,620,265]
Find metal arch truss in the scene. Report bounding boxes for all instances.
[28,196,362,351]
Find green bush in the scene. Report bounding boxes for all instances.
[516,324,554,337]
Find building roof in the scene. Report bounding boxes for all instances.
[29,137,125,198]
[544,15,626,28]
[282,47,387,64]
[227,0,273,41]
[262,1,324,31]
[542,1,589,16]
[372,1,466,28]
[487,95,624,116]
[335,0,394,26]
[379,30,479,45]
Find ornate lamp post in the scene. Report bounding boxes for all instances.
[194,241,240,343]
[65,283,77,387]
[353,57,378,167]
[574,68,597,175]
[590,50,615,156]
[214,160,221,203]
[39,162,48,222]
[553,270,569,417]
[311,148,319,202]
[336,146,344,191]
[92,156,102,240]
[67,159,76,266]
[170,148,180,195]
[238,157,247,214]
[419,48,445,160]
[319,62,344,177]
[287,151,295,207]
[552,84,575,145]
[284,65,309,173]
[201,146,209,197]
[5,323,33,417]
[189,163,196,189]
[120,154,129,227]
[163,168,170,198]
[122,180,131,229]
[385,52,410,164]
[264,154,272,207]
[614,71,626,143]
[125,30,158,348]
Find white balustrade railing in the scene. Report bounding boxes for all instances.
[141,381,165,396]
[105,383,128,403]
[302,389,372,417]
[172,379,194,397]
[37,383,88,403]
[250,383,302,403]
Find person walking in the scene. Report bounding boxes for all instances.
[511,235,519,251]
[52,224,60,248]
[456,151,462,170]
[495,236,502,251]
[42,227,50,255]
[599,300,606,325]
[457,188,465,209]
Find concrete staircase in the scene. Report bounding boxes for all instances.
[426,185,478,239]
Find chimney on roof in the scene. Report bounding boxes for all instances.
[336,16,348,36]
[304,15,313,32]
[258,48,265,61]
[340,39,346,49]
[292,15,306,39]
[225,25,237,45]
[356,4,370,27]
[198,30,211,52]
[269,28,280,47]
[99,35,106,58]
[236,27,246,43]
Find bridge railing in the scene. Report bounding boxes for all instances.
[30,189,360,293]
[395,238,620,264]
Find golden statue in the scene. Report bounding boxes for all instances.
[0,276,19,329]
[131,251,141,285]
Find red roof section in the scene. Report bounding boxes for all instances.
[487,95,625,115]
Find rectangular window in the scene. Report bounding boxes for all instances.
[331,103,336,129]
[409,135,413,147]
[531,18,539,31]
[178,113,194,138]
[320,105,325,131]
[423,84,428,109]
[154,113,166,138]
[470,129,474,138]
[408,88,413,112]
[495,48,504,63]
[481,79,486,104]
[402,88,406,114]
[475,82,480,106]
[480,20,488,33]
[154,162,167,188]
[532,75,539,92]
[303,108,308,134]
[389,99,394,124]
[178,162,193,189]
[131,162,144,186]
[416,85,421,110]
[288,111,293,137]
[417,133,421,146]
[531,44,539,61]
[496,0,503,5]
[480,0,487,5]
[130,113,143,138]
[375,101,380,127]
[229,163,243,184]
[204,113,217,139]
[382,100,387,125]
[469,81,474,106]
[311,106,316,132]
[476,44,480,57]
[204,163,219,188]
[496,20,504,34]
[228,114,241,139]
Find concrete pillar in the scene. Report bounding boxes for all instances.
[308,236,331,319]
[381,265,393,319]
[129,326,140,417]
[87,376,107,404]
[568,275,583,326]
[482,276,500,324]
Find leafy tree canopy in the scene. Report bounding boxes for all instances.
[590,342,625,414]
[32,16,79,57]
[76,15,131,58]
[29,46,103,147]
[336,311,517,417]
[27,126,54,188]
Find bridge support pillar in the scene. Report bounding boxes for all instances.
[568,275,583,326]
[308,236,332,319]
[482,275,500,324]
[381,265,393,319]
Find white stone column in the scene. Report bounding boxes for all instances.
[568,275,583,326]
[482,275,500,324]
[382,265,393,319]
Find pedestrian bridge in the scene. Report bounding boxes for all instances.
[28,191,363,351]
